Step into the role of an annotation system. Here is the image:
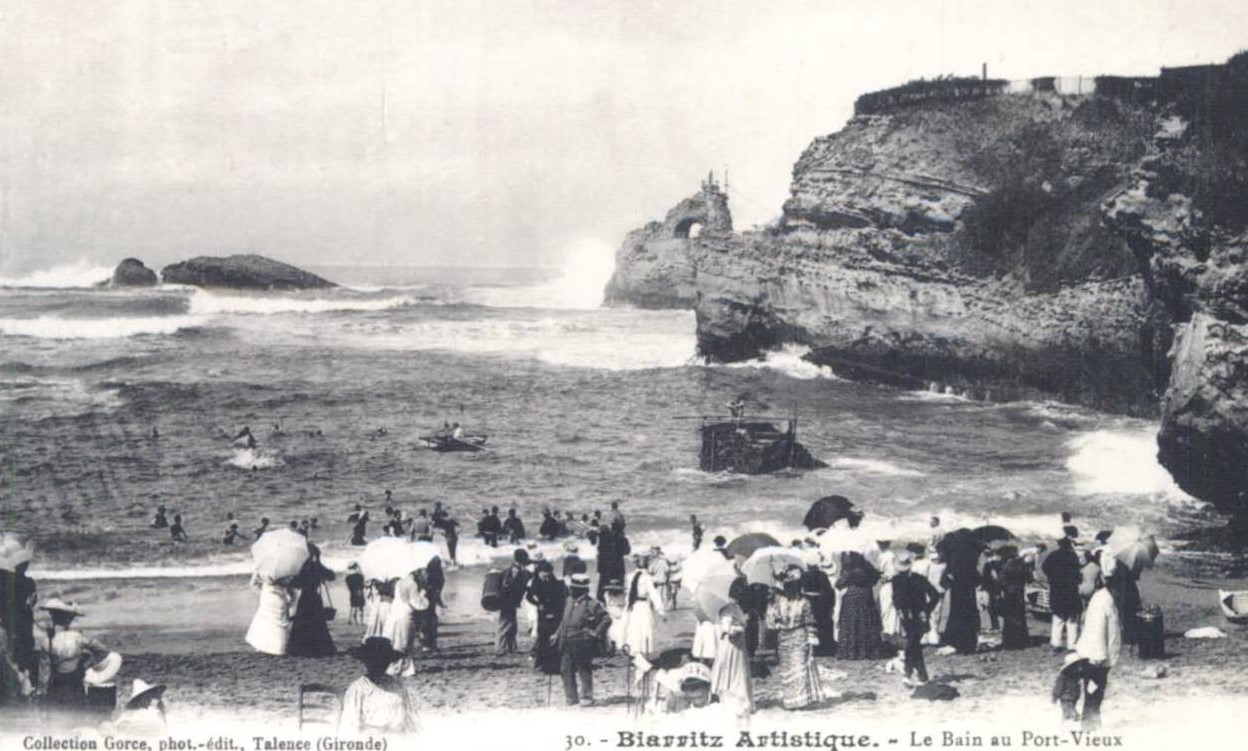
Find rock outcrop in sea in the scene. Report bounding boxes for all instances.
[108,258,158,287]
[161,254,336,290]
[605,55,1248,528]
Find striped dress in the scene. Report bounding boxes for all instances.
[765,596,823,710]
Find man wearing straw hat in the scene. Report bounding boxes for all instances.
[36,598,111,708]
[555,573,611,706]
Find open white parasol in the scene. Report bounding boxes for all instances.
[739,546,805,587]
[681,548,736,593]
[250,529,310,581]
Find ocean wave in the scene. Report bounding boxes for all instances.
[457,238,615,310]
[1065,428,1191,499]
[721,345,838,380]
[333,310,697,371]
[821,456,926,477]
[0,261,114,289]
[187,289,417,316]
[0,315,208,340]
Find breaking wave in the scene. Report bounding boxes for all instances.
[722,345,838,380]
[0,261,114,289]
[0,315,207,339]
[1065,427,1190,498]
[187,289,417,316]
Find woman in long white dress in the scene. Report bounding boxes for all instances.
[621,557,666,656]
[245,573,292,655]
[383,573,426,676]
[691,617,719,663]
[363,579,394,640]
[710,603,752,718]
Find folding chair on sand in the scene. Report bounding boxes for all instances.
[297,683,341,731]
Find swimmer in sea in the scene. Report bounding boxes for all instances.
[253,517,271,538]
[233,426,258,449]
[170,514,188,542]
[151,505,169,529]
[222,523,247,545]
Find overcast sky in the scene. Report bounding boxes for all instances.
[1,0,1245,275]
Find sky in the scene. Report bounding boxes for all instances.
[1,0,1246,276]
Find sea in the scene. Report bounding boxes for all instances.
[0,258,1208,585]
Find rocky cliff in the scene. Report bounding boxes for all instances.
[161,254,336,290]
[606,56,1248,527]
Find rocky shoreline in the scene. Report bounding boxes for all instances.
[604,56,1248,529]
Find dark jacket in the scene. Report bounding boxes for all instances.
[1042,545,1083,618]
[555,594,611,646]
[891,571,940,628]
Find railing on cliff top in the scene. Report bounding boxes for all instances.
[853,64,1229,116]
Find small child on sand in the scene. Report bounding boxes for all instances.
[1052,652,1086,728]
[346,562,366,625]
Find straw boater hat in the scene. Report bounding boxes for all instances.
[39,598,85,617]
[124,678,166,709]
[84,652,123,687]
[348,637,404,665]
[569,573,592,591]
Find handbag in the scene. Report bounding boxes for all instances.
[321,581,337,622]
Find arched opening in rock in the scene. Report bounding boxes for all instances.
[674,218,704,239]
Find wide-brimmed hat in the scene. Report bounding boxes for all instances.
[348,637,404,664]
[602,577,624,592]
[84,652,123,686]
[569,573,592,590]
[1060,652,1088,674]
[124,678,166,709]
[563,542,579,553]
[781,565,804,583]
[895,551,914,571]
[39,598,84,616]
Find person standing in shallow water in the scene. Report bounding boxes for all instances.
[690,514,704,552]
[150,506,168,529]
[345,563,366,625]
[170,514,188,542]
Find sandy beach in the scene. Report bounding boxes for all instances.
[2,559,1244,748]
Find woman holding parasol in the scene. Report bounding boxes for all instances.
[245,528,308,655]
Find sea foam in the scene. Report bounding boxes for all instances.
[0,261,115,289]
[187,289,416,316]
[0,315,207,339]
[1065,427,1191,499]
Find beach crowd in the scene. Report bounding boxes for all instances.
[0,494,1153,738]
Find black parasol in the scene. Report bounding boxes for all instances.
[972,525,1016,545]
[725,532,782,559]
[802,495,858,531]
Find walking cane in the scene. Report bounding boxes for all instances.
[622,644,631,713]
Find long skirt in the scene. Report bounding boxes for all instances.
[879,581,900,637]
[1000,590,1029,650]
[622,603,657,657]
[245,584,290,656]
[943,584,979,654]
[692,621,718,661]
[289,590,336,657]
[383,604,416,676]
[363,599,391,641]
[710,632,752,714]
[837,586,882,660]
[775,627,822,709]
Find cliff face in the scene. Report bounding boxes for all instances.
[605,56,1248,522]
[608,93,1169,415]
[1103,55,1248,523]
